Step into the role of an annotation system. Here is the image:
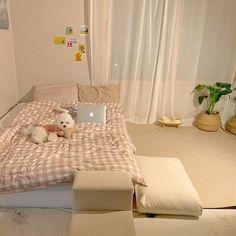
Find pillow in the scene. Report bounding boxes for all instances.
[78,84,120,103]
[33,83,78,102]
[135,156,203,216]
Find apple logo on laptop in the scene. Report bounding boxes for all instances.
[89,112,94,117]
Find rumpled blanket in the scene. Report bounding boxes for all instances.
[0,101,145,193]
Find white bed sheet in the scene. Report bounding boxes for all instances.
[0,185,73,208]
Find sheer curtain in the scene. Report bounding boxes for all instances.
[85,0,236,124]
[108,0,183,123]
[84,0,111,85]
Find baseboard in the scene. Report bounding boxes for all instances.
[127,118,195,126]
[182,118,194,126]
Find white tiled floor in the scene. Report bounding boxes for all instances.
[0,209,236,236]
[0,208,71,236]
[135,210,236,236]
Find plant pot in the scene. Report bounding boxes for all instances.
[225,115,236,135]
[196,112,221,132]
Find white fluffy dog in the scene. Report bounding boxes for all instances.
[23,112,75,144]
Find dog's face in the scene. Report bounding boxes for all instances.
[56,112,75,130]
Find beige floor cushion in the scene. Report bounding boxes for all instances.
[69,211,136,236]
[135,156,203,216]
[73,171,134,211]
[33,83,78,102]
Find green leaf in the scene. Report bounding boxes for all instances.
[198,95,208,105]
[221,89,232,95]
[194,82,234,112]
[208,86,219,93]
[215,93,222,103]
[216,82,231,89]
[195,84,207,91]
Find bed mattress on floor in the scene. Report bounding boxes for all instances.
[0,101,144,193]
[0,185,73,208]
[1,106,73,208]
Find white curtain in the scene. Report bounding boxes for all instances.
[84,0,111,85]
[86,0,236,124]
[108,0,183,123]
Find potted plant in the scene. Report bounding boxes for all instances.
[225,97,236,135]
[194,82,234,131]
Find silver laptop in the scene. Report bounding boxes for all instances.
[77,104,106,124]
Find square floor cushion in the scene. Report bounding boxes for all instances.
[135,156,203,216]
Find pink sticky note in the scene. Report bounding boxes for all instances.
[67,41,72,47]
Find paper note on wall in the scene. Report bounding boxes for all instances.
[0,0,9,30]
[66,27,73,35]
[75,51,82,62]
[67,41,72,48]
[54,36,66,45]
[80,25,88,35]
[78,44,86,54]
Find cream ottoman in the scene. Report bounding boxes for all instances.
[73,171,134,211]
[69,211,136,236]
[135,156,203,216]
[70,171,136,236]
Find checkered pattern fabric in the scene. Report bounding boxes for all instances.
[0,101,145,193]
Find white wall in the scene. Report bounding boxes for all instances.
[10,0,90,98]
[0,0,18,117]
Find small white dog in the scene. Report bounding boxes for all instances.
[22,112,75,144]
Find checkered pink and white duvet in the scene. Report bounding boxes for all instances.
[0,101,145,193]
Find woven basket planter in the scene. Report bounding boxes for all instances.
[225,115,236,135]
[196,112,221,132]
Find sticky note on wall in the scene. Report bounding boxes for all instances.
[67,41,73,47]
[78,44,86,54]
[75,51,82,62]
[66,27,73,35]
[54,36,66,45]
[80,25,88,35]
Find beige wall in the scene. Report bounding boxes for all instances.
[10,0,90,98]
[0,0,18,117]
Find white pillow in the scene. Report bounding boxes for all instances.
[135,156,203,216]
[33,83,78,102]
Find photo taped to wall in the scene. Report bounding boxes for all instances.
[0,0,9,30]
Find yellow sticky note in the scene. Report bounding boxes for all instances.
[54,36,66,45]
[75,52,82,62]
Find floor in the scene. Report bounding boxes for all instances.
[127,123,236,208]
[0,208,236,236]
[134,210,236,236]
